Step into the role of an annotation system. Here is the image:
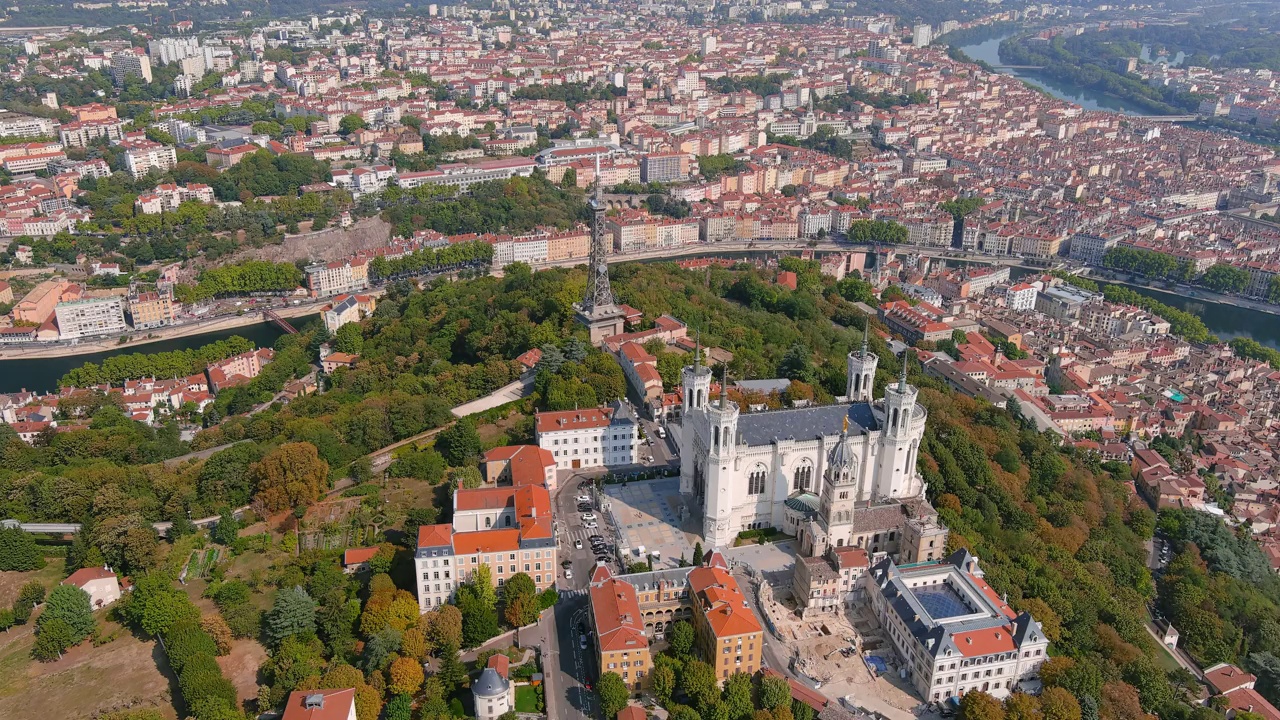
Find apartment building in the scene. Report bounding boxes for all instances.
[414,523,457,612]
[128,291,175,330]
[640,152,688,183]
[415,454,557,613]
[306,258,370,297]
[134,183,215,214]
[1005,283,1038,312]
[322,294,360,333]
[13,279,75,323]
[864,551,1049,702]
[54,296,128,340]
[879,301,954,344]
[206,348,275,392]
[689,551,765,681]
[121,140,178,179]
[110,48,153,85]
[546,229,590,262]
[0,112,58,139]
[58,118,126,147]
[589,566,654,690]
[535,400,638,470]
[792,546,870,617]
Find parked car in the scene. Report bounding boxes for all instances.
[564,568,573,579]
[574,539,583,549]
[581,513,597,521]
[576,494,591,502]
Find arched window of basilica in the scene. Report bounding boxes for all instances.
[852,374,861,395]
[891,407,899,429]
[748,464,767,495]
[792,460,813,492]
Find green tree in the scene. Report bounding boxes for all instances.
[723,671,755,720]
[652,661,676,704]
[436,418,482,466]
[596,671,630,718]
[1004,693,1042,720]
[265,586,316,646]
[38,584,95,643]
[383,694,413,720]
[669,619,695,657]
[681,659,719,711]
[759,674,792,709]
[32,616,75,661]
[961,691,1006,720]
[333,323,364,354]
[501,572,540,627]
[209,514,240,546]
[436,640,466,694]
[692,542,704,566]
[0,527,45,571]
[339,114,367,134]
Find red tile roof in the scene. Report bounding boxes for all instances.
[688,565,762,638]
[63,566,117,587]
[417,523,453,550]
[452,529,521,555]
[342,546,379,566]
[281,688,357,720]
[590,576,649,653]
[536,407,613,433]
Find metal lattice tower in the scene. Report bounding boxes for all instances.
[581,155,617,314]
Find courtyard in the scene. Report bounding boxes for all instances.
[602,477,702,568]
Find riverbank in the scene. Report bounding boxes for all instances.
[0,299,330,360]
[1081,268,1280,319]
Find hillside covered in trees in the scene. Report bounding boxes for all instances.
[0,261,1269,720]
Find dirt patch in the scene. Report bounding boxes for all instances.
[0,625,177,720]
[223,216,393,265]
[0,560,66,608]
[217,638,268,704]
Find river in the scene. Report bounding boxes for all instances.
[957,34,1155,116]
[0,315,319,394]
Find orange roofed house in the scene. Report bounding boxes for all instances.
[482,445,557,492]
[689,550,765,681]
[413,481,557,612]
[585,549,763,690]
[281,688,357,720]
[589,563,653,690]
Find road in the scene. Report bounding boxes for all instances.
[450,375,534,418]
[546,593,597,720]
[367,375,536,470]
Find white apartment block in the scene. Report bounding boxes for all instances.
[0,113,58,139]
[59,119,126,147]
[1005,283,1038,312]
[55,296,128,340]
[535,400,639,470]
[122,141,177,179]
[865,551,1049,703]
[305,258,370,297]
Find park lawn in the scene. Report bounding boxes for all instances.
[0,559,66,608]
[0,620,176,720]
[515,684,539,713]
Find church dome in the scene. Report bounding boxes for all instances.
[828,431,855,472]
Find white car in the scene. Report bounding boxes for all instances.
[584,521,598,529]
[574,539,583,549]
[565,568,573,579]
[581,513,597,521]
[576,494,591,502]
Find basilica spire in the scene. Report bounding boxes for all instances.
[899,350,910,392]
[861,316,869,359]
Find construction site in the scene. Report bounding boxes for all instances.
[754,574,923,717]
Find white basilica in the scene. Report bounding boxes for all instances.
[678,338,948,563]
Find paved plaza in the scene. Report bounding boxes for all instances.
[602,478,701,569]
